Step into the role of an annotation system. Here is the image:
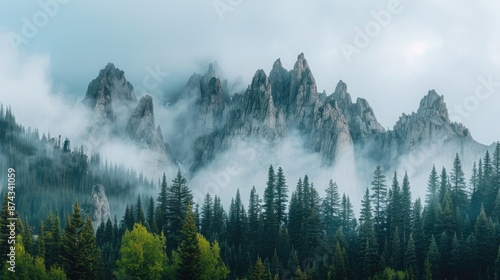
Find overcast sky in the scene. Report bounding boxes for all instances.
[1,0,500,144]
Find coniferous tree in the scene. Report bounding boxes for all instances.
[288,179,303,251]
[448,233,461,279]
[22,218,34,256]
[463,233,478,279]
[426,235,440,279]
[166,169,193,251]
[493,142,500,201]
[439,167,449,205]
[371,166,388,246]
[250,257,267,280]
[38,221,46,259]
[248,186,261,255]
[359,188,378,279]
[390,227,403,270]
[60,202,84,279]
[274,166,288,228]
[322,180,341,240]
[262,165,278,259]
[423,195,439,241]
[426,165,439,205]
[79,217,101,279]
[404,233,417,276]
[475,204,495,276]
[135,195,146,226]
[483,152,494,213]
[200,193,213,239]
[438,191,455,238]
[304,182,322,258]
[60,202,100,279]
[157,173,168,233]
[212,195,225,241]
[147,196,158,234]
[341,194,357,239]
[401,172,412,243]
[332,242,349,280]
[46,212,62,269]
[470,161,479,195]
[450,153,468,212]
[123,205,135,231]
[178,204,202,280]
[387,172,402,240]
[412,199,425,271]
[195,203,200,231]
[495,245,500,280]
[228,189,246,249]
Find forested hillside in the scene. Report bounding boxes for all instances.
[0,105,154,226]
[1,105,500,279]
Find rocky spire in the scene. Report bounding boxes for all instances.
[83,63,137,116]
[126,95,163,149]
[416,90,450,122]
[269,58,291,109]
[196,77,226,135]
[288,53,321,130]
[331,80,352,105]
[126,95,176,177]
[86,184,111,232]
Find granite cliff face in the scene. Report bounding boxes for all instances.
[80,54,487,186]
[126,95,176,173]
[179,53,486,179]
[86,184,111,231]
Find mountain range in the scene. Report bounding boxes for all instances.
[78,53,489,187]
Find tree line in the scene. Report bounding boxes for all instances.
[1,142,500,279]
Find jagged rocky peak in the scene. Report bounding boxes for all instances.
[288,53,321,130]
[178,61,226,102]
[87,184,111,231]
[416,89,450,122]
[245,70,275,117]
[331,80,352,105]
[327,80,385,140]
[126,94,176,176]
[392,90,473,151]
[126,95,160,147]
[83,63,137,109]
[294,53,310,72]
[235,69,285,137]
[196,77,226,134]
[205,61,223,81]
[269,58,291,108]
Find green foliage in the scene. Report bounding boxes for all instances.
[371,166,388,243]
[115,223,167,279]
[178,204,202,280]
[322,179,341,239]
[198,233,229,280]
[166,170,193,251]
[250,257,267,280]
[60,202,100,279]
[372,267,405,280]
[1,236,67,280]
